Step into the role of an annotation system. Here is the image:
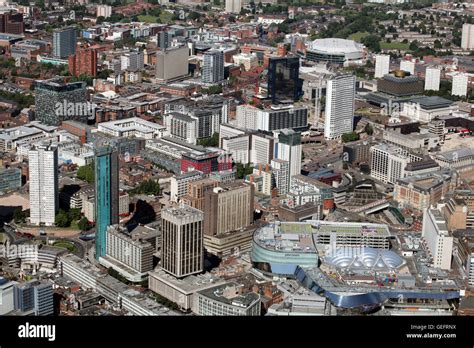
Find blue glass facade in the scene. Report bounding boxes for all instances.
[95,147,119,260]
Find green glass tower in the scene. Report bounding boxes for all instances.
[94,146,119,260]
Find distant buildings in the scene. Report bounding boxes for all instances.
[424,67,441,91]
[29,143,58,226]
[97,4,112,18]
[202,49,224,84]
[375,54,390,79]
[53,26,77,59]
[324,74,356,140]
[461,23,474,50]
[422,209,453,271]
[400,60,415,75]
[161,205,204,278]
[225,0,242,14]
[452,73,468,97]
[267,56,303,103]
[94,146,119,260]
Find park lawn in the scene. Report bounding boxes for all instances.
[138,15,158,23]
[159,12,174,24]
[380,41,410,50]
[53,241,77,253]
[349,31,369,42]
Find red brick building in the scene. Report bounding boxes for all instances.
[69,45,98,77]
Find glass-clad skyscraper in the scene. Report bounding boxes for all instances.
[95,146,119,260]
[267,57,303,103]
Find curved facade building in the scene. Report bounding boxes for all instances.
[295,267,459,310]
[251,224,318,275]
[306,38,365,65]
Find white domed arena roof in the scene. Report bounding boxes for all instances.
[308,38,365,55]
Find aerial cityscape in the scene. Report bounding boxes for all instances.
[1,0,474,321]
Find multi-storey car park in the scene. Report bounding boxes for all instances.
[251,221,460,311]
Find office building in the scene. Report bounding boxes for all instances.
[170,171,204,202]
[400,60,415,75]
[271,158,290,195]
[424,67,441,91]
[121,51,144,72]
[462,23,474,50]
[221,134,250,164]
[375,54,390,79]
[161,205,204,278]
[251,132,275,165]
[0,167,21,192]
[193,282,261,316]
[0,11,24,35]
[94,146,119,260]
[0,278,16,315]
[225,0,242,13]
[157,31,171,49]
[156,45,189,82]
[53,27,77,59]
[453,231,474,286]
[370,143,421,184]
[400,96,456,123]
[422,209,453,270]
[68,45,98,77]
[100,225,155,282]
[342,141,371,165]
[275,129,301,178]
[203,182,254,237]
[452,73,468,97]
[324,74,356,139]
[267,56,303,103]
[181,178,219,211]
[394,170,455,211]
[14,281,54,316]
[97,5,112,18]
[29,143,58,226]
[236,104,308,132]
[202,49,224,84]
[35,79,88,126]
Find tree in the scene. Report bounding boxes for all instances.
[361,35,381,53]
[77,217,91,231]
[55,210,71,228]
[197,132,219,147]
[409,40,420,51]
[364,123,374,136]
[341,132,360,143]
[235,163,253,179]
[13,208,28,223]
[77,163,94,183]
[130,179,161,196]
